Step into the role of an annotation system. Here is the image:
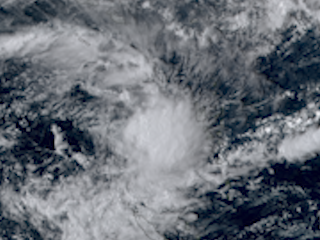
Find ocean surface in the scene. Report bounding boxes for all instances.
[1,0,320,239]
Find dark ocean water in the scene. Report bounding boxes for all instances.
[1,0,320,239]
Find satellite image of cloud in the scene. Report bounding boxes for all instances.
[1,0,320,239]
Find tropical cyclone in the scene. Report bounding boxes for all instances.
[0,9,211,239]
[2,0,320,239]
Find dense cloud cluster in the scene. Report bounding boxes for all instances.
[1,0,320,240]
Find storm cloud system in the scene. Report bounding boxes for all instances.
[1,0,320,239]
